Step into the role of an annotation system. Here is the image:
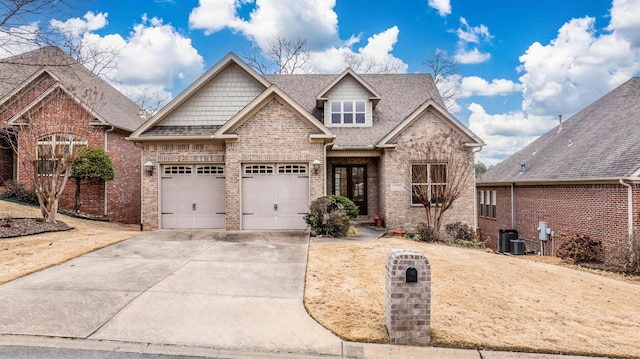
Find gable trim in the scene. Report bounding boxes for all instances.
[129,52,271,140]
[376,98,485,148]
[315,68,381,109]
[7,82,109,128]
[213,85,334,141]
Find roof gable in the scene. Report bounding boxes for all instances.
[478,77,640,184]
[214,85,334,141]
[377,99,484,148]
[0,47,144,132]
[316,68,381,108]
[130,52,270,139]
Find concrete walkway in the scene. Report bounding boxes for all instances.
[0,229,607,358]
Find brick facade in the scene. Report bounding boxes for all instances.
[140,97,325,230]
[380,109,476,232]
[1,85,141,224]
[477,183,640,262]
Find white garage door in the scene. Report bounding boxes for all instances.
[242,164,309,230]
[161,165,225,229]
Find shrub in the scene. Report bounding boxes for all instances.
[326,195,359,219]
[414,222,437,242]
[304,196,352,238]
[445,222,475,242]
[625,236,640,275]
[1,181,38,205]
[453,238,486,249]
[557,233,603,263]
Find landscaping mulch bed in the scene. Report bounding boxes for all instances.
[0,218,71,238]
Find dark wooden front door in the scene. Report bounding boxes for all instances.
[333,165,367,215]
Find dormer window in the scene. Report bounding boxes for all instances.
[331,101,366,124]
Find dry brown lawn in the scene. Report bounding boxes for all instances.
[3,199,640,357]
[0,200,141,284]
[305,237,640,358]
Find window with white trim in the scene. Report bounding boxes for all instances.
[411,163,447,205]
[278,164,307,174]
[36,134,87,175]
[479,190,496,219]
[331,101,366,125]
[196,166,224,174]
[244,165,274,174]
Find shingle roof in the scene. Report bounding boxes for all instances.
[264,73,446,147]
[0,46,143,132]
[478,77,640,184]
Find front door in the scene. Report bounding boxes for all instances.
[333,165,367,215]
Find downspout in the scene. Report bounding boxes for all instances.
[511,183,516,229]
[619,179,633,246]
[133,140,145,231]
[104,126,115,217]
[472,147,482,229]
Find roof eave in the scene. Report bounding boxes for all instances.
[478,176,640,186]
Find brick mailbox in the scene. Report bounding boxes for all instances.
[385,249,431,346]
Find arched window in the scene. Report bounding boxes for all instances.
[35,133,87,175]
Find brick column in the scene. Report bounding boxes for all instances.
[385,249,431,346]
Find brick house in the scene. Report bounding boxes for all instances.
[0,47,145,224]
[477,77,640,262]
[129,53,483,231]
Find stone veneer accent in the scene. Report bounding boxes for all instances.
[385,249,431,346]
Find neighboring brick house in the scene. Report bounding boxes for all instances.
[129,53,483,231]
[0,47,145,224]
[477,77,640,262]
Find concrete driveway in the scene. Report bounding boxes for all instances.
[0,231,342,356]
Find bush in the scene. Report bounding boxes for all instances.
[445,222,476,242]
[326,195,359,219]
[1,181,38,205]
[625,237,640,275]
[304,196,352,238]
[557,233,603,263]
[453,238,486,249]
[414,222,437,242]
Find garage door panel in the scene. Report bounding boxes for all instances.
[161,165,225,229]
[242,164,308,230]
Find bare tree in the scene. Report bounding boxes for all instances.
[0,0,82,57]
[1,86,100,222]
[423,49,459,109]
[242,35,311,74]
[342,52,405,74]
[409,128,473,237]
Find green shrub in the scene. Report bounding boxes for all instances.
[304,196,352,238]
[326,195,359,219]
[1,181,38,205]
[414,222,437,242]
[557,233,603,263]
[445,222,475,242]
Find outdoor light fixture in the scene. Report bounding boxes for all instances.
[312,159,322,175]
[144,161,154,176]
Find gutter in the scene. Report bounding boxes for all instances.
[104,126,115,218]
[619,179,634,246]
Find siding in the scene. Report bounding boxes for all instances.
[160,63,265,126]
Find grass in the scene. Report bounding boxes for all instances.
[304,237,640,358]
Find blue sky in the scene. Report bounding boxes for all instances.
[5,0,639,165]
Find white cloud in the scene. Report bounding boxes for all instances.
[48,12,204,110]
[189,0,339,49]
[428,0,451,17]
[458,76,522,98]
[454,48,490,64]
[468,103,557,166]
[50,11,108,38]
[309,26,408,73]
[453,17,492,65]
[0,23,40,57]
[518,1,640,117]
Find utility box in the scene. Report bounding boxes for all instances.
[499,229,518,253]
[511,239,525,255]
[385,249,431,346]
